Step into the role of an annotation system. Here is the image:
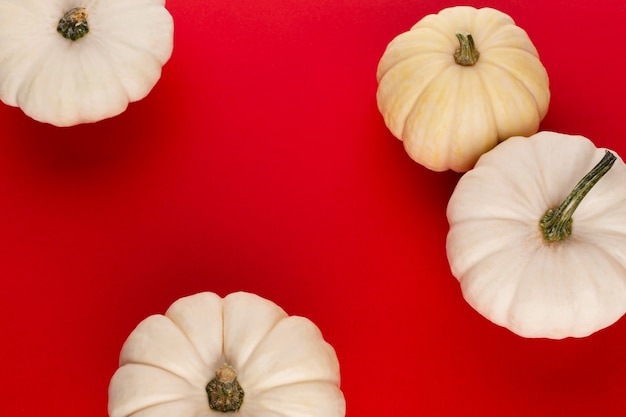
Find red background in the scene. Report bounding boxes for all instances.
[2,1,626,416]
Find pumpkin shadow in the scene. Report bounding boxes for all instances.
[1,89,179,193]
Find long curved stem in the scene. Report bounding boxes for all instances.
[540,150,617,243]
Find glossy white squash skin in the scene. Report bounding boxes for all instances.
[108,292,346,417]
[376,6,550,172]
[446,132,626,339]
[0,0,174,126]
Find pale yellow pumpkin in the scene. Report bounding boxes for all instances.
[376,6,550,172]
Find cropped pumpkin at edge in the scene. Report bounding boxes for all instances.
[108,291,346,417]
[0,0,174,127]
[376,6,550,172]
[446,131,626,339]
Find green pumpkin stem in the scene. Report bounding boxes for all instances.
[206,364,244,412]
[454,33,480,66]
[57,7,89,41]
[540,150,617,243]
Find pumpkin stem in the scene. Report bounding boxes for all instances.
[206,364,245,412]
[57,7,89,41]
[454,33,480,66]
[540,150,617,242]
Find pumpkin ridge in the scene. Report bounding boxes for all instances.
[237,316,340,392]
[376,50,451,88]
[108,363,200,417]
[483,242,550,336]
[476,26,538,54]
[171,323,221,376]
[448,161,545,222]
[445,66,475,168]
[124,397,202,417]
[575,242,626,306]
[453,215,533,228]
[67,38,132,124]
[230,319,283,368]
[119,313,213,387]
[91,4,174,64]
[400,64,457,149]
[90,34,165,102]
[89,34,132,100]
[261,377,342,390]
[468,59,547,139]
[227,314,286,370]
[459,244,531,327]
[14,37,61,109]
[163,292,225,381]
[479,52,546,120]
[412,12,459,40]
[526,135,561,209]
[540,240,626,337]
[470,8,516,44]
[577,235,626,284]
[449,218,532,277]
[377,54,451,140]
[125,358,203,385]
[474,64,498,139]
[248,380,345,417]
[377,47,453,83]
[481,45,540,62]
[222,292,288,371]
[160,322,215,377]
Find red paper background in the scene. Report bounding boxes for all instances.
[2,1,626,416]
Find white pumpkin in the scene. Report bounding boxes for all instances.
[376,6,550,172]
[0,0,174,127]
[108,291,346,417]
[446,131,626,339]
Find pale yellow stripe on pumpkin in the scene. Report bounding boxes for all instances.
[413,6,476,40]
[477,23,540,55]
[397,66,451,171]
[480,47,549,121]
[468,7,518,46]
[417,6,514,49]
[377,52,452,141]
[376,27,453,81]
[402,64,495,172]
[447,65,498,172]
[474,57,543,141]
[401,64,462,171]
